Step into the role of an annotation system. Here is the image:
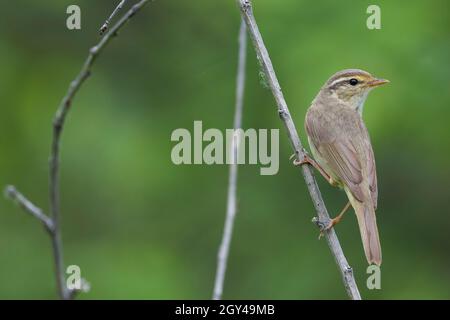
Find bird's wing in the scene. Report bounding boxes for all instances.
[360,120,378,208]
[305,106,377,205]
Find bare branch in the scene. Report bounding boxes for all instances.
[5,0,150,300]
[213,20,247,300]
[48,0,149,300]
[99,0,129,35]
[235,0,361,299]
[4,185,54,233]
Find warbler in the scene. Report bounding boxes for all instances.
[296,69,388,265]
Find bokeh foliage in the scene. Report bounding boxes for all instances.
[0,0,449,299]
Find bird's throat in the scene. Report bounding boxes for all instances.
[355,92,369,114]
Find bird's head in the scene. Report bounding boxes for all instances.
[322,69,389,112]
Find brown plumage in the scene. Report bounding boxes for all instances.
[304,69,388,265]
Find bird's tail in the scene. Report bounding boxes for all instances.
[347,190,382,266]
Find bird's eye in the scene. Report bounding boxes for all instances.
[349,78,358,86]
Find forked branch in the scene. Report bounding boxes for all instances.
[5,186,54,233]
[5,0,150,300]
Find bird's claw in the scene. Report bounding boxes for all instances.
[291,150,311,166]
[293,158,307,166]
[312,217,333,239]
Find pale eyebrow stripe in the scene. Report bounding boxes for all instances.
[329,76,354,87]
[328,73,368,88]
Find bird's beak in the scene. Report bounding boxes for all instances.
[367,78,390,88]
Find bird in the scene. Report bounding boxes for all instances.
[295,69,388,266]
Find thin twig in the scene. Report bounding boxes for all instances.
[235,0,361,299]
[99,0,128,35]
[213,20,247,300]
[4,186,54,233]
[5,0,149,300]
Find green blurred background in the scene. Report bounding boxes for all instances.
[0,0,449,299]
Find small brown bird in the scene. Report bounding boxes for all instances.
[297,69,388,266]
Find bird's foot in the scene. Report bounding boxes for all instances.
[312,217,329,239]
[291,151,333,184]
[291,150,313,167]
[312,202,349,239]
[312,216,340,239]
